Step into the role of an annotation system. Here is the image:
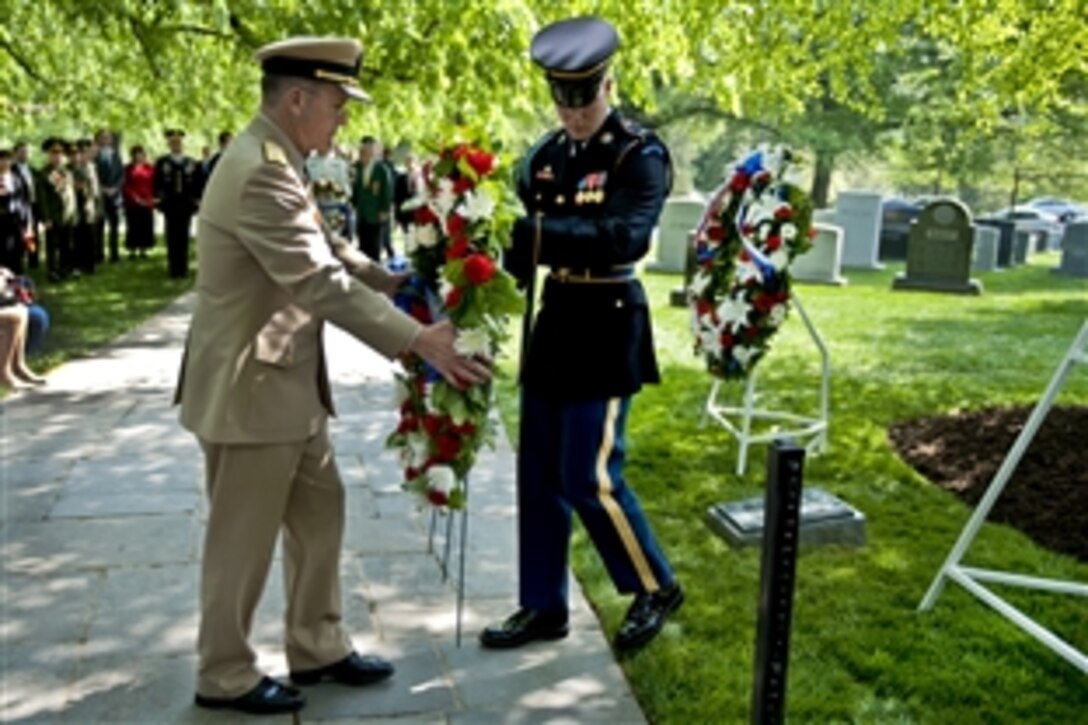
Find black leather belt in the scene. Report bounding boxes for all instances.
[549,266,635,283]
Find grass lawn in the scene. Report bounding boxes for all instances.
[23,246,192,376]
[498,252,1088,723]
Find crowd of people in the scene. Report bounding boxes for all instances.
[1,127,422,288]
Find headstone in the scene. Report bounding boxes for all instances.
[1012,230,1032,265]
[791,222,847,285]
[972,226,1000,273]
[1046,229,1064,252]
[670,230,698,307]
[977,219,1015,268]
[705,487,866,548]
[648,191,706,274]
[812,208,837,225]
[1053,221,1088,277]
[835,191,884,269]
[893,199,982,294]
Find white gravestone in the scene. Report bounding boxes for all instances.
[835,191,884,269]
[1053,222,1088,278]
[972,226,1000,273]
[648,191,706,274]
[791,222,847,285]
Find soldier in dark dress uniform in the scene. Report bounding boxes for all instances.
[36,139,77,282]
[154,129,201,278]
[480,17,683,653]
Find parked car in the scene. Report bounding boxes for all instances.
[984,205,1065,251]
[879,196,922,261]
[1024,197,1087,223]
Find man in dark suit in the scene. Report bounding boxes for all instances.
[0,147,33,274]
[95,129,124,263]
[154,129,201,278]
[480,16,682,654]
[12,142,38,269]
[200,130,233,196]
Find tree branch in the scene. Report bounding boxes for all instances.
[0,37,49,85]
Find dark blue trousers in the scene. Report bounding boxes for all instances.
[518,389,675,614]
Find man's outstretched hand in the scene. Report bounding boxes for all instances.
[409,320,492,387]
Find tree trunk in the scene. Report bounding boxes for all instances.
[811,150,835,208]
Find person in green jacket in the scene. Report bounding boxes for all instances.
[36,138,77,282]
[350,135,392,262]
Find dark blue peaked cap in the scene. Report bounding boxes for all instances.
[530,17,619,80]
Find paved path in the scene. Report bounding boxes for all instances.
[1,294,645,724]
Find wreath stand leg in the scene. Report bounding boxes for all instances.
[702,293,830,475]
[430,479,472,647]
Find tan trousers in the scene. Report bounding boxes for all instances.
[195,426,352,698]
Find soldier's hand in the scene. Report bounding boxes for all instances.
[409,320,491,388]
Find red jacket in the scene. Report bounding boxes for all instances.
[123,162,155,208]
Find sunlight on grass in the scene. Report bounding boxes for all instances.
[499,253,1087,723]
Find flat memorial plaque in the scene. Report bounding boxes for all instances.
[706,487,866,548]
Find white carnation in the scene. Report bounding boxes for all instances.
[770,303,788,326]
[428,466,457,495]
[733,345,758,367]
[454,326,491,357]
[781,223,798,241]
[439,278,455,301]
[459,189,495,222]
[432,179,457,217]
[415,224,438,249]
[408,434,430,468]
[699,328,722,356]
[736,261,762,285]
[769,248,790,270]
[690,271,712,296]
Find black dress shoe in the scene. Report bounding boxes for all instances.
[290,651,394,686]
[479,608,570,649]
[194,676,305,715]
[614,582,684,652]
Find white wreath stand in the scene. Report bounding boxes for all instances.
[701,292,830,475]
[918,320,1088,675]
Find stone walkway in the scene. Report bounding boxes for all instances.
[1,294,645,724]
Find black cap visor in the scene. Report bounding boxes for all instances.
[548,74,604,109]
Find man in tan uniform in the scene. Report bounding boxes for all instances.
[176,37,489,716]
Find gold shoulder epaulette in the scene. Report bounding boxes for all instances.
[263,140,288,166]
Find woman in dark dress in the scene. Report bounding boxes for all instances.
[122,146,155,256]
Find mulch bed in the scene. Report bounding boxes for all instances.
[888,405,1088,563]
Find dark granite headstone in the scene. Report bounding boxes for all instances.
[893,199,982,294]
[977,218,1015,268]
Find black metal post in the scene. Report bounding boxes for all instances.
[751,438,806,725]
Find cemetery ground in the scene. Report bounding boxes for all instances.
[7,247,1086,723]
[496,251,1087,723]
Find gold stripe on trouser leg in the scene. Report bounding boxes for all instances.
[595,398,660,592]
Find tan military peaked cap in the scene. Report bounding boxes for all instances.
[255,36,371,102]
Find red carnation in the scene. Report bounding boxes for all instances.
[451,144,469,162]
[406,466,421,481]
[397,415,419,434]
[414,206,438,226]
[455,420,477,436]
[728,172,750,193]
[739,249,751,262]
[409,302,432,323]
[765,235,782,252]
[696,299,714,317]
[453,177,474,196]
[463,254,496,286]
[774,206,793,220]
[706,225,726,242]
[741,223,755,236]
[446,237,470,260]
[466,149,495,176]
[422,414,442,436]
[426,488,449,506]
[744,326,760,341]
[447,213,468,238]
[720,332,734,348]
[436,434,460,462]
[446,287,463,309]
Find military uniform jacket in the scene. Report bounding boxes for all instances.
[174,113,422,444]
[154,153,201,214]
[512,110,670,401]
[35,164,77,227]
